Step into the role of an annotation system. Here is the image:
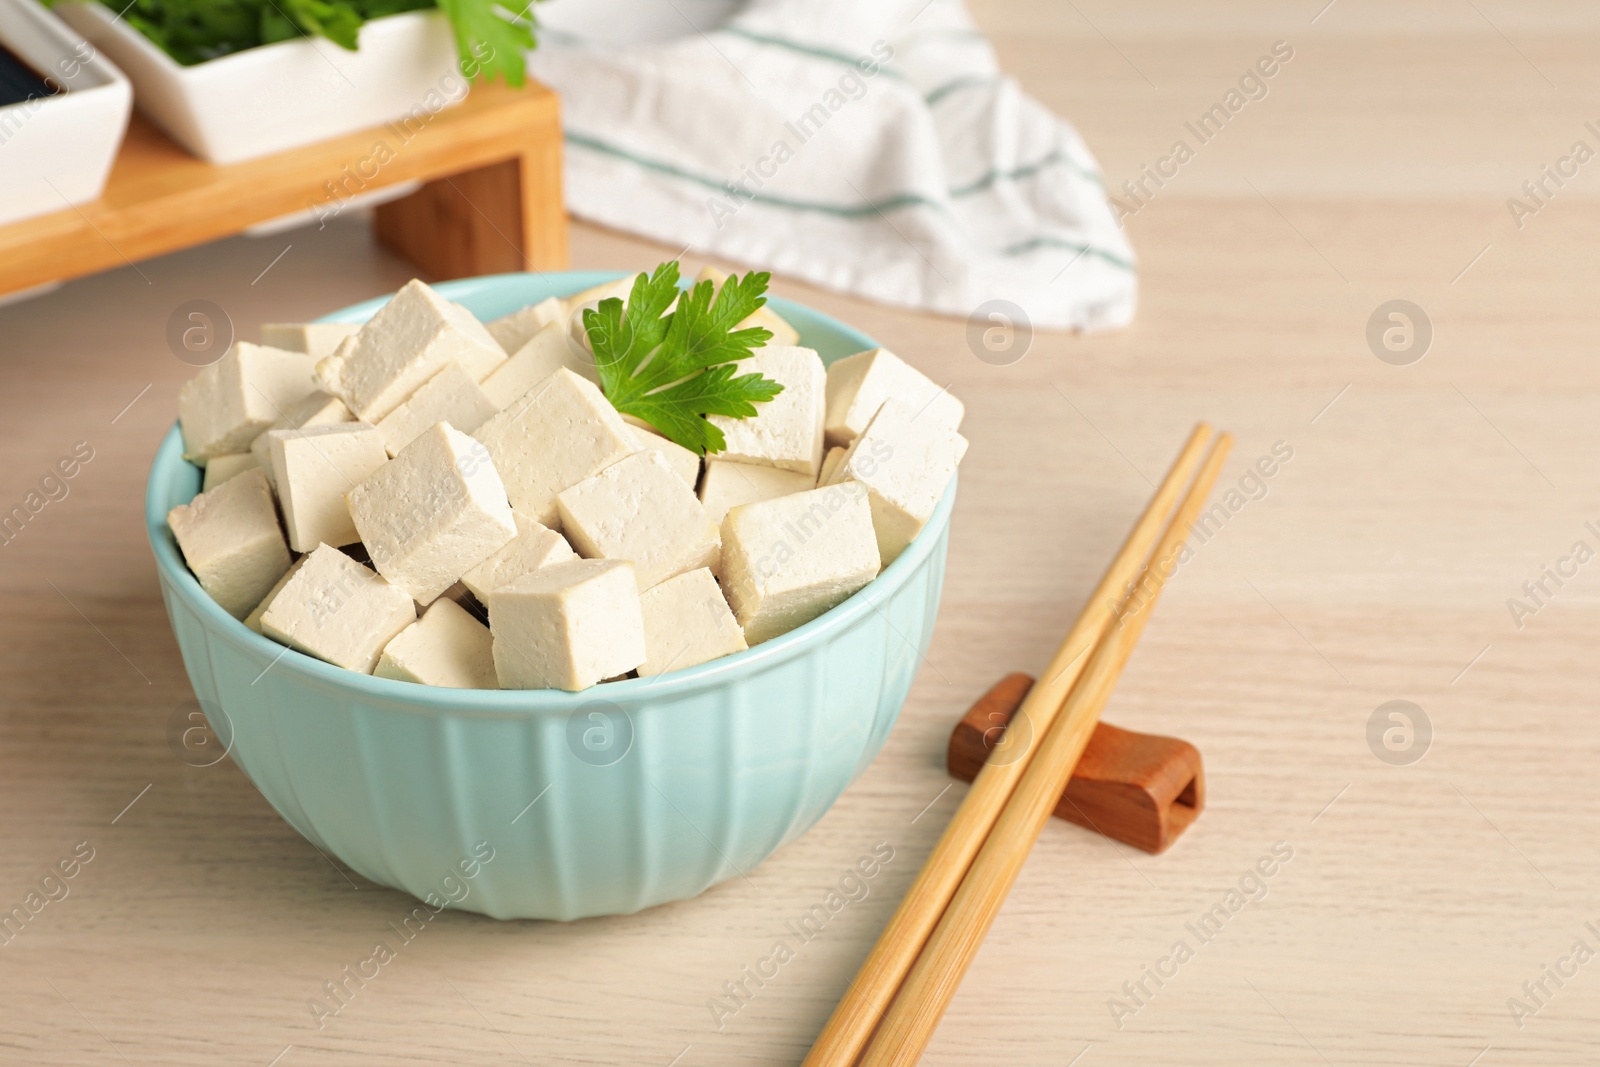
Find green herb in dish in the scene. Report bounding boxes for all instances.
[44,0,539,85]
[584,262,787,456]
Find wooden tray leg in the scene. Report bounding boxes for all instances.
[373,139,567,279]
[947,673,1205,854]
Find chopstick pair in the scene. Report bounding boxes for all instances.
[804,422,1233,1067]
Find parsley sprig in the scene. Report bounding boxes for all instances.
[584,262,785,456]
[435,0,539,84]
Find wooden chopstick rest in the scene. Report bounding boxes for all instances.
[946,673,1204,854]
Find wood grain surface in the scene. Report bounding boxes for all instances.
[2,2,1599,1064]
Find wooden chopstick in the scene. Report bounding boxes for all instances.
[801,423,1216,1067]
[856,431,1234,1066]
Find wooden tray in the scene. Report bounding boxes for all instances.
[0,79,567,297]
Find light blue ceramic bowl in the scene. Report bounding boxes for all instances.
[146,272,954,920]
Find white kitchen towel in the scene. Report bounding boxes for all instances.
[527,0,1136,331]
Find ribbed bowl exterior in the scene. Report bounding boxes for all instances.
[147,274,954,920]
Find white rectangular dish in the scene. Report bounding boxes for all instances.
[0,0,131,227]
[52,6,467,165]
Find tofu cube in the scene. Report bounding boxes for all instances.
[260,544,416,673]
[486,297,565,353]
[564,277,634,315]
[698,459,814,526]
[177,342,320,459]
[260,322,360,361]
[376,598,497,689]
[167,468,293,618]
[316,279,506,422]
[250,391,354,487]
[625,422,701,489]
[824,347,963,449]
[347,422,517,603]
[267,422,389,553]
[719,482,880,644]
[707,346,826,475]
[563,277,638,352]
[836,399,968,565]
[695,266,800,346]
[375,362,497,457]
[245,556,306,634]
[817,446,847,487]
[746,306,800,347]
[473,368,636,526]
[489,559,646,691]
[201,452,259,492]
[481,321,596,408]
[638,567,747,676]
[459,512,577,601]
[557,451,720,590]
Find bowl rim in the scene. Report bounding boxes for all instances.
[146,271,956,717]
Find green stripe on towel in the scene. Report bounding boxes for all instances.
[565,130,1133,271]
[718,27,910,80]
[951,147,1106,195]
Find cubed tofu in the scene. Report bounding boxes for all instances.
[563,277,638,352]
[824,347,963,449]
[201,452,259,492]
[347,422,517,603]
[260,322,360,361]
[167,468,292,618]
[177,342,320,459]
[250,391,354,487]
[745,306,800,347]
[244,555,306,634]
[489,558,646,691]
[707,346,826,475]
[481,321,596,408]
[473,368,636,526]
[260,544,416,673]
[375,362,497,457]
[817,446,847,487]
[836,399,967,565]
[267,422,389,553]
[638,567,747,676]
[315,279,506,422]
[695,265,800,346]
[563,277,635,312]
[437,581,485,618]
[459,512,577,601]
[698,459,814,526]
[719,482,880,644]
[556,451,720,590]
[625,423,701,489]
[486,297,565,353]
[376,598,496,689]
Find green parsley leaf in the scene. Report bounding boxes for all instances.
[279,0,368,51]
[584,262,785,456]
[50,0,539,82]
[435,0,540,87]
